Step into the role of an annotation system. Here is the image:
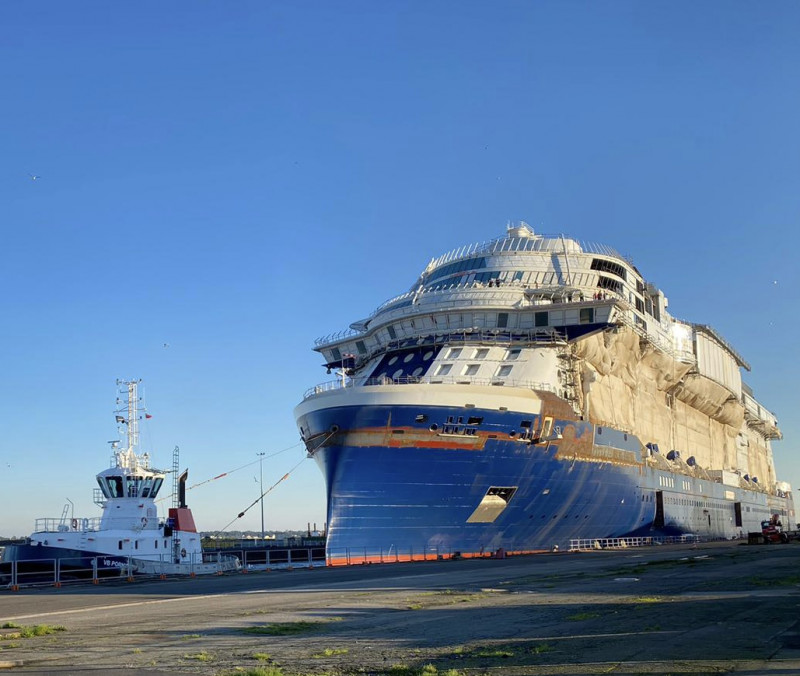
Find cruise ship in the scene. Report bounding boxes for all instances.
[294,222,793,560]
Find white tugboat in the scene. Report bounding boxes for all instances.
[1,380,239,582]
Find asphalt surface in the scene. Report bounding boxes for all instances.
[2,540,800,675]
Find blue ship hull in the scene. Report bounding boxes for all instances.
[297,397,786,559]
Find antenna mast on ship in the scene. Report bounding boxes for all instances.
[114,379,143,467]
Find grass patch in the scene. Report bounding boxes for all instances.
[230,668,284,676]
[312,647,349,657]
[405,591,485,610]
[388,666,458,674]
[252,652,272,661]
[751,575,800,587]
[242,620,320,636]
[1,623,19,629]
[632,596,663,604]
[565,612,600,621]
[180,633,202,640]
[2,624,66,640]
[183,650,213,661]
[473,647,513,657]
[529,642,554,654]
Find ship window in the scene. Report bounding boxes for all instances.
[331,347,341,361]
[467,416,483,425]
[447,348,462,359]
[590,258,627,281]
[597,276,623,294]
[423,350,434,360]
[404,353,415,363]
[155,540,158,549]
[520,420,532,428]
[579,308,594,324]
[542,417,554,438]
[388,356,399,366]
[387,325,397,340]
[135,540,139,550]
[355,341,367,355]
[118,541,123,550]
[535,311,548,327]
[416,414,428,423]
[151,478,163,498]
[436,364,452,376]
[96,478,111,498]
[107,476,124,498]
[473,348,489,359]
[496,364,513,377]
[505,348,521,361]
[497,313,509,328]
[463,364,480,375]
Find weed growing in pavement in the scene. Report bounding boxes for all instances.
[529,643,554,654]
[1,624,65,639]
[751,574,800,587]
[227,668,285,676]
[242,621,321,636]
[312,647,349,657]
[183,650,213,661]
[566,611,600,621]
[473,647,513,657]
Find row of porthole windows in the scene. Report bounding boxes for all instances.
[375,367,427,380]
[387,351,435,366]
[118,540,168,550]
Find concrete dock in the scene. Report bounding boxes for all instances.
[1,539,800,675]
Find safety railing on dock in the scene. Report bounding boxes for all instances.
[1,551,241,591]
[569,534,702,551]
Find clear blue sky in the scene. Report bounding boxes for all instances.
[1,2,798,537]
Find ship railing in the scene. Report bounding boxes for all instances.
[33,517,103,534]
[428,233,627,270]
[315,279,622,347]
[303,374,558,401]
[568,534,702,552]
